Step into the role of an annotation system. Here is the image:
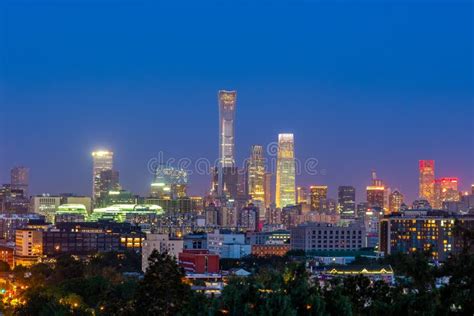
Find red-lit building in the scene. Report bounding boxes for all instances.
[419,160,435,206]
[178,250,220,274]
[0,246,14,267]
[434,178,460,208]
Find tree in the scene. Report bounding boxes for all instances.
[133,251,192,316]
[0,260,10,272]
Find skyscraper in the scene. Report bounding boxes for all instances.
[247,145,265,203]
[275,134,296,208]
[98,170,120,197]
[92,150,114,200]
[434,177,460,208]
[310,186,328,212]
[11,166,29,197]
[217,90,237,197]
[264,172,272,209]
[419,160,435,204]
[151,166,188,199]
[366,186,385,209]
[297,187,308,204]
[338,186,356,217]
[388,190,404,214]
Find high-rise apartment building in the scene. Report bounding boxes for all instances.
[247,145,265,204]
[217,90,237,197]
[338,186,356,217]
[92,150,114,200]
[419,160,435,205]
[310,186,328,212]
[11,166,29,197]
[275,134,296,208]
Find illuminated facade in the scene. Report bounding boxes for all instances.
[151,166,188,199]
[264,172,272,209]
[310,186,328,212]
[217,90,237,197]
[42,221,145,256]
[11,166,29,197]
[434,177,460,208]
[419,160,435,205]
[15,228,43,266]
[297,186,308,204]
[31,195,61,223]
[380,210,474,261]
[90,204,164,222]
[338,186,356,217]
[291,222,366,251]
[92,150,114,200]
[388,190,404,214]
[247,145,265,203]
[97,169,120,199]
[366,186,385,209]
[275,134,296,208]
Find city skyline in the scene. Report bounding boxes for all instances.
[1,1,472,203]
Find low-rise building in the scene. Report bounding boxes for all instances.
[251,244,290,257]
[178,250,220,274]
[42,221,144,257]
[314,265,394,285]
[142,233,184,272]
[246,230,290,245]
[15,228,43,267]
[207,229,251,259]
[291,222,366,252]
[0,214,44,242]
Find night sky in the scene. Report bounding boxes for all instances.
[1,0,473,203]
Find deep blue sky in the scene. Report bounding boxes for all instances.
[1,0,473,203]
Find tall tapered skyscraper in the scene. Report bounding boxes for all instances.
[247,145,265,203]
[92,150,114,200]
[275,134,295,208]
[217,90,237,197]
[419,160,435,204]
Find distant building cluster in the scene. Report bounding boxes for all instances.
[1,90,473,294]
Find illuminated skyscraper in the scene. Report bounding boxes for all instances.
[264,172,272,209]
[217,90,237,197]
[98,169,120,197]
[388,190,404,214]
[151,166,188,199]
[11,166,29,197]
[310,186,328,212]
[338,186,356,217]
[247,145,265,203]
[297,187,308,204]
[366,186,385,209]
[275,134,295,208]
[434,177,460,208]
[92,150,114,200]
[419,160,435,204]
